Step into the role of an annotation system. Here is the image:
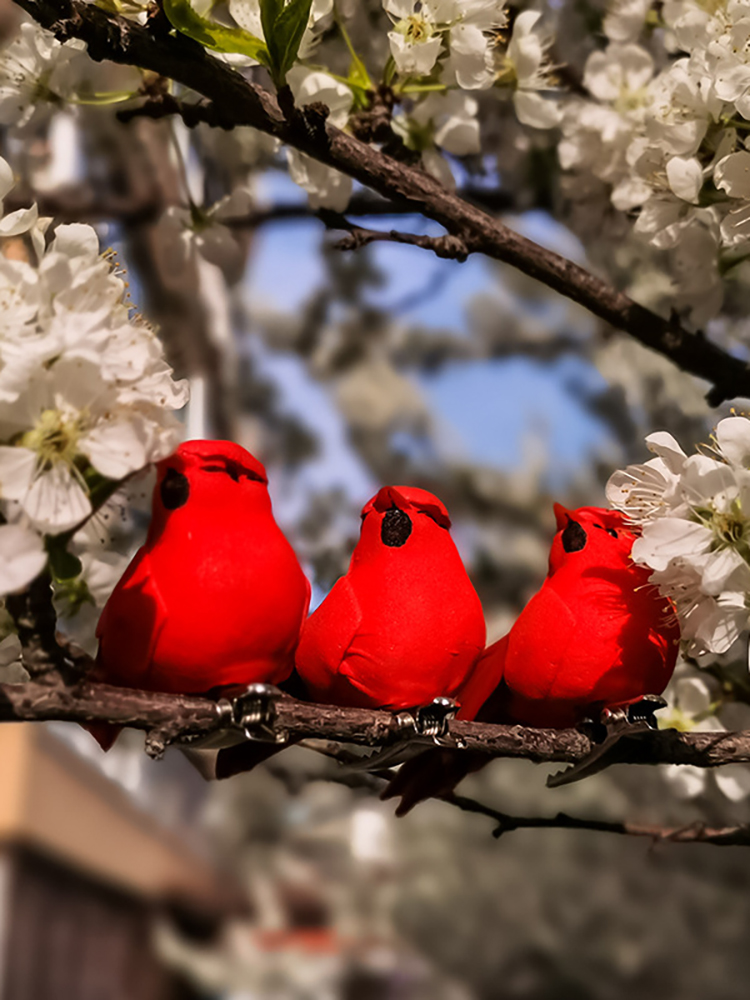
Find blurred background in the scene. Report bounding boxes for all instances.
[3,0,750,997]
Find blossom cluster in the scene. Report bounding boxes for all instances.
[558,0,750,322]
[385,2,559,190]
[0,157,188,597]
[0,6,563,259]
[607,415,750,662]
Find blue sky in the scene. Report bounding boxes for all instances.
[247,174,608,486]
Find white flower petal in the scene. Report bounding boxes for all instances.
[514,90,561,129]
[22,464,92,534]
[715,765,750,802]
[661,763,705,799]
[666,156,703,204]
[81,420,149,480]
[0,446,36,500]
[0,523,47,596]
[0,157,14,202]
[716,416,750,468]
[632,518,713,571]
[0,204,38,238]
[644,431,686,473]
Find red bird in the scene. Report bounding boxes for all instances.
[295,485,486,711]
[92,440,310,748]
[384,504,680,812]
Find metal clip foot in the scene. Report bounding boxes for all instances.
[546,695,666,788]
[229,683,288,744]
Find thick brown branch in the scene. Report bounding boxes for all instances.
[12,0,750,403]
[3,679,750,770]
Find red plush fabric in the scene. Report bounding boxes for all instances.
[91,440,310,749]
[452,504,680,729]
[296,485,487,710]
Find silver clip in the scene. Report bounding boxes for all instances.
[415,696,465,748]
[339,697,465,772]
[546,694,667,788]
[231,683,288,744]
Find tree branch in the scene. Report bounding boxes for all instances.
[319,211,469,260]
[3,676,750,771]
[12,0,750,404]
[266,745,750,847]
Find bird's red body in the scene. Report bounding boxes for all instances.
[384,504,680,812]
[460,504,679,727]
[95,440,310,703]
[295,485,486,710]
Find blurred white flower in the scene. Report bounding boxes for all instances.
[392,91,480,187]
[0,522,46,596]
[660,673,750,801]
[285,69,354,210]
[603,0,652,43]
[155,188,254,277]
[499,11,561,128]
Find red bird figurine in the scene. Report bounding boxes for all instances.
[92,440,310,748]
[384,503,680,812]
[295,485,486,711]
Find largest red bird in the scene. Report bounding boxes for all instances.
[93,440,310,746]
[295,485,486,710]
[384,504,680,812]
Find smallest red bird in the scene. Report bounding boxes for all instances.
[384,504,680,813]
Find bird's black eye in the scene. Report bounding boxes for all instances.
[381,506,413,547]
[161,468,190,510]
[203,458,265,483]
[594,522,618,539]
[561,518,587,553]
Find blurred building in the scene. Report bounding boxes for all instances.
[0,724,239,1000]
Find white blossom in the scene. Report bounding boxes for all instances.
[0,522,46,596]
[284,68,353,210]
[0,19,141,130]
[0,155,187,545]
[608,416,750,659]
[498,10,561,128]
[155,187,254,277]
[384,0,506,90]
[393,90,481,186]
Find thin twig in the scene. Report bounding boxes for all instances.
[12,0,750,404]
[265,746,750,847]
[319,211,469,260]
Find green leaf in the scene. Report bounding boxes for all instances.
[163,0,270,65]
[275,0,314,78]
[260,0,313,84]
[335,9,372,94]
[46,539,83,583]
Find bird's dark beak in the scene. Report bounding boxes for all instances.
[373,486,408,513]
[553,503,571,531]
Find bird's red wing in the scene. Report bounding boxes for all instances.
[95,548,167,689]
[455,633,510,720]
[295,575,362,702]
[502,586,577,702]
